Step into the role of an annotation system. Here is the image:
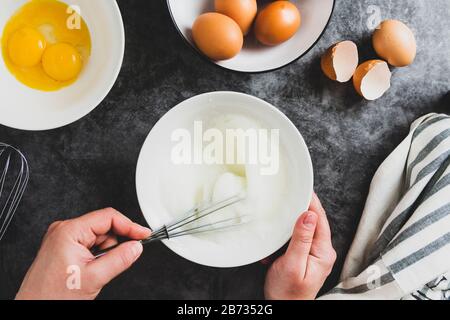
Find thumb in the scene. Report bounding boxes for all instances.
[283,211,317,279]
[88,241,143,288]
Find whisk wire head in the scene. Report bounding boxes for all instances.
[94,193,249,258]
[147,193,248,241]
[164,193,245,234]
[0,143,29,241]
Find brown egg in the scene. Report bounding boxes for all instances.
[192,13,244,61]
[255,1,301,46]
[373,20,416,67]
[215,0,257,35]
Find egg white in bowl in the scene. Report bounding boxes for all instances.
[0,0,124,131]
[136,92,314,267]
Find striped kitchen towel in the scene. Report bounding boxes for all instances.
[320,113,450,300]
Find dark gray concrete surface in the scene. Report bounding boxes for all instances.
[0,0,449,299]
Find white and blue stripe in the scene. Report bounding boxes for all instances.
[321,113,450,300]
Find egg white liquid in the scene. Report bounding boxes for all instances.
[159,113,290,244]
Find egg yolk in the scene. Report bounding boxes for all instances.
[42,43,82,81]
[8,27,46,67]
[1,0,91,91]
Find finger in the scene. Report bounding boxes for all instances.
[76,208,151,243]
[88,241,143,288]
[309,197,336,272]
[309,192,325,215]
[310,214,334,262]
[284,211,318,279]
[94,234,109,246]
[305,247,336,280]
[97,235,118,250]
[309,193,332,243]
[310,229,334,263]
[261,256,274,265]
[303,257,332,292]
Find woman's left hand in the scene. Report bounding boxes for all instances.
[264,193,336,300]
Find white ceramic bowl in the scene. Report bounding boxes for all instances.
[0,0,124,131]
[167,0,335,73]
[136,92,313,267]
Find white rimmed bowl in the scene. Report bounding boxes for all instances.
[0,0,125,131]
[167,0,335,73]
[136,91,313,267]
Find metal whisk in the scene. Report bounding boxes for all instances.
[0,143,29,241]
[94,193,249,258]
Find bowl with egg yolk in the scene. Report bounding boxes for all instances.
[0,0,124,130]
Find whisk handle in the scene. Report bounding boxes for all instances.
[92,236,161,259]
[92,243,121,259]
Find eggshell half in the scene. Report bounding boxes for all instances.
[353,60,391,100]
[321,41,359,82]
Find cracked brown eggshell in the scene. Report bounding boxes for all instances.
[353,60,392,101]
[321,40,359,83]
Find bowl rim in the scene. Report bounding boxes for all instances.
[166,0,336,74]
[135,91,314,268]
[0,0,125,131]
